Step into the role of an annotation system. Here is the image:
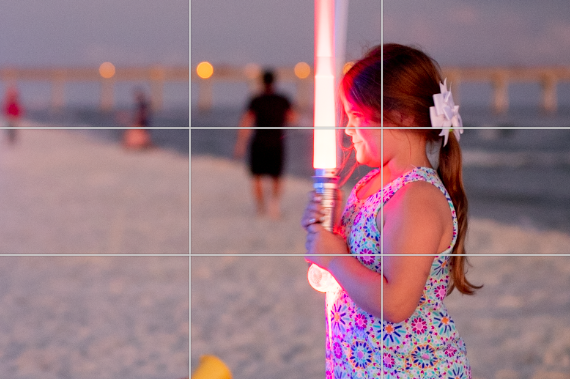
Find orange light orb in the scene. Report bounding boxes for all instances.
[196,61,214,79]
[294,62,311,79]
[342,62,354,75]
[99,62,116,79]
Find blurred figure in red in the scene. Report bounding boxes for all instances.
[3,86,23,144]
[123,87,152,150]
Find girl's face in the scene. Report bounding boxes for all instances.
[342,98,392,167]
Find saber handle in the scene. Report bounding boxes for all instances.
[308,169,341,293]
[312,168,338,231]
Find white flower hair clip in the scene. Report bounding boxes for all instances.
[429,78,463,146]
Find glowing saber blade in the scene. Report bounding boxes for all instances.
[308,0,341,293]
[313,0,336,171]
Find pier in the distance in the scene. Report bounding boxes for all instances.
[0,65,189,111]
[192,63,570,115]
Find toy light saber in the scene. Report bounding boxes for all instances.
[307,0,341,293]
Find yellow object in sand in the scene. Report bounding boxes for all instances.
[191,355,232,379]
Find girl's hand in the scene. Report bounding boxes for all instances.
[305,223,349,270]
[301,189,344,230]
[301,192,326,230]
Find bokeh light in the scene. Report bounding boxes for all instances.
[342,62,354,74]
[99,62,116,79]
[196,61,214,79]
[294,62,311,79]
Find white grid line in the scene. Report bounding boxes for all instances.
[188,1,192,377]
[188,253,570,257]
[190,126,570,130]
[380,1,385,376]
[0,126,189,130]
[0,254,194,258]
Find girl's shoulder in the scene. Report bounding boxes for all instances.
[390,168,450,213]
[402,166,439,184]
[382,167,447,202]
[390,179,447,209]
[382,177,454,250]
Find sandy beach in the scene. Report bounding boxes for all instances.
[0,125,189,378]
[0,126,189,254]
[191,155,570,379]
[0,255,189,379]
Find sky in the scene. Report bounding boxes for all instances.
[0,1,189,108]
[384,1,570,67]
[190,1,570,109]
[191,0,570,67]
[0,0,189,67]
[191,0,381,67]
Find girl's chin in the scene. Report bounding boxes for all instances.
[355,155,370,166]
[356,154,380,167]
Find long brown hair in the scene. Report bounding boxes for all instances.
[341,43,481,295]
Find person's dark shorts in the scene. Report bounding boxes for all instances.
[249,140,284,177]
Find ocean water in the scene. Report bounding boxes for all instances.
[191,105,570,234]
[26,106,189,156]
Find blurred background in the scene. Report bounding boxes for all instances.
[0,1,189,378]
[191,0,570,116]
[191,1,570,378]
[0,0,190,252]
[0,0,189,144]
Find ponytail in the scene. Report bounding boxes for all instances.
[438,133,482,295]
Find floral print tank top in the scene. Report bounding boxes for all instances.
[325,167,471,378]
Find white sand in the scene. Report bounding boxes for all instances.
[0,128,189,254]
[191,155,570,379]
[0,127,189,378]
[0,256,189,379]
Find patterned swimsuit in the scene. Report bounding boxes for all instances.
[325,167,471,378]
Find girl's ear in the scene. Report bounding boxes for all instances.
[388,110,415,127]
[383,110,414,127]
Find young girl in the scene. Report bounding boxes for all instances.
[303,44,480,378]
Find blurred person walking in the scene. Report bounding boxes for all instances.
[234,69,296,218]
[3,86,23,144]
[123,88,152,149]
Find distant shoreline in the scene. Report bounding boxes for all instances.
[1,106,190,156]
[191,104,570,128]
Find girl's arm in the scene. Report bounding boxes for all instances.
[306,181,452,323]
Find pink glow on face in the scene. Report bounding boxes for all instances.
[342,97,383,167]
[313,0,336,169]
